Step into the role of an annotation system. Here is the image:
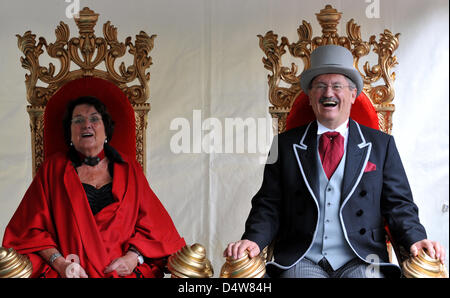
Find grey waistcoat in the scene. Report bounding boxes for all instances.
[305,148,356,270]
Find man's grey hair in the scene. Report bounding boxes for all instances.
[344,76,357,90]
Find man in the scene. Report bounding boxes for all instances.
[224,45,445,278]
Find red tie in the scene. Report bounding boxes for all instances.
[319,131,344,179]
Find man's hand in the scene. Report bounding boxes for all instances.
[224,240,260,260]
[104,251,139,276]
[410,239,446,264]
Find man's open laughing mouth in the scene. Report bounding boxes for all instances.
[319,97,339,107]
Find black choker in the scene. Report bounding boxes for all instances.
[78,150,105,166]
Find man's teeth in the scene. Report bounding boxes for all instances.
[322,101,337,107]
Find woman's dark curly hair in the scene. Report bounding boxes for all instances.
[62,96,115,146]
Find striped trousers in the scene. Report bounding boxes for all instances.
[279,257,384,278]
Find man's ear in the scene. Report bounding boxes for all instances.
[351,89,357,104]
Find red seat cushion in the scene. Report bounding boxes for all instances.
[44,77,136,160]
[285,91,379,131]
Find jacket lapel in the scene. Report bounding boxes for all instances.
[292,119,372,206]
[341,119,372,205]
[293,121,320,202]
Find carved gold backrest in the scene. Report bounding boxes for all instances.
[258,4,400,135]
[17,7,156,176]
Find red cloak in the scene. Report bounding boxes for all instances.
[2,152,185,278]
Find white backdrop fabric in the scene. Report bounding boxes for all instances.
[0,0,448,274]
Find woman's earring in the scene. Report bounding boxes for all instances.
[70,142,73,146]
[105,139,108,144]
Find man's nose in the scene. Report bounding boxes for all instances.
[323,85,335,97]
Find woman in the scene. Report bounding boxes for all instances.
[2,96,185,278]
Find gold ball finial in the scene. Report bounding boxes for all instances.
[403,249,448,278]
[220,250,266,278]
[191,243,206,255]
[167,243,214,278]
[0,247,33,278]
[0,247,7,259]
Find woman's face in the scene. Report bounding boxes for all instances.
[70,104,106,156]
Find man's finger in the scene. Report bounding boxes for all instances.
[223,245,229,257]
[425,242,436,259]
[225,243,235,258]
[431,243,443,263]
[248,245,260,258]
[237,244,248,259]
[439,246,446,264]
[232,242,242,259]
[410,244,418,257]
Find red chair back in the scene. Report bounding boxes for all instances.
[43,77,136,160]
[285,91,379,131]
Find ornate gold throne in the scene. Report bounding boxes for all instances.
[16,7,156,176]
[260,4,398,135]
[1,7,159,278]
[258,4,404,265]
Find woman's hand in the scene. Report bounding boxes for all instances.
[39,248,88,278]
[104,251,139,276]
[53,257,88,278]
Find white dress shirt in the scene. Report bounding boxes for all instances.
[316,119,349,151]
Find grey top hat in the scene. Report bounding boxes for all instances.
[300,45,363,96]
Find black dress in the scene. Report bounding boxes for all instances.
[69,143,124,215]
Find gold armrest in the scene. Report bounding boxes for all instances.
[167,243,213,278]
[220,250,265,278]
[0,247,32,278]
[402,249,448,278]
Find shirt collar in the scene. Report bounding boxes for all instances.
[316,119,349,137]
